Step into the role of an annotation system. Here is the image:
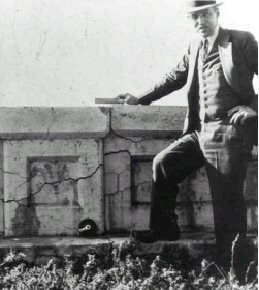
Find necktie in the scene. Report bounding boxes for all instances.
[201,38,209,62]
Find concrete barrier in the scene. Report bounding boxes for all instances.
[0,106,257,237]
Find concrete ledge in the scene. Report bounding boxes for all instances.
[110,106,187,137]
[0,235,216,265]
[0,237,113,264]
[0,234,256,265]
[0,106,257,239]
[0,107,110,139]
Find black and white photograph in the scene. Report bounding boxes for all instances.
[0,0,258,289]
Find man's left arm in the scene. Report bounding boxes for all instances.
[229,32,258,125]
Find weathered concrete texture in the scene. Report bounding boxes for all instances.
[0,237,113,265]
[0,106,257,239]
[104,136,178,231]
[0,234,257,266]
[3,139,104,236]
[0,141,4,236]
[110,106,186,137]
[104,133,258,233]
[0,235,217,265]
[0,107,110,139]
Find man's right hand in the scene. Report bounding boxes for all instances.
[115,93,139,105]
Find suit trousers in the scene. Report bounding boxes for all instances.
[150,120,253,265]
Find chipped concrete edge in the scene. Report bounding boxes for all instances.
[0,107,111,140]
[0,106,187,140]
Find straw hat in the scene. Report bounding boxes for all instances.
[186,0,224,13]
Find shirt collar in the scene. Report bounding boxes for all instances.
[204,25,220,50]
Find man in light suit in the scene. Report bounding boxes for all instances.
[117,0,257,274]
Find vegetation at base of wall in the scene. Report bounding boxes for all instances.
[0,238,257,290]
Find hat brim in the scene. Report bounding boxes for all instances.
[186,2,223,13]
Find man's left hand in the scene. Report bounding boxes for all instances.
[228,105,257,125]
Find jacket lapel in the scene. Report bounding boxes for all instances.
[183,40,200,133]
[218,27,241,93]
[186,39,200,92]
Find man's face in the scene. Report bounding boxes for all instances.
[188,7,219,38]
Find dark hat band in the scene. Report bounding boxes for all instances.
[188,1,217,8]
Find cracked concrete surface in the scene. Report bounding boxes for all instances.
[0,107,110,139]
[2,139,104,236]
[110,106,186,137]
[2,164,103,205]
[103,127,258,234]
[0,107,111,236]
[0,107,257,238]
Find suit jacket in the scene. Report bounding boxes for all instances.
[138,27,258,135]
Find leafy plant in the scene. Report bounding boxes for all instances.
[0,238,257,290]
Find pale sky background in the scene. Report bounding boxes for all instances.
[0,0,258,107]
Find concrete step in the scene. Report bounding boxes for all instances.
[0,233,257,265]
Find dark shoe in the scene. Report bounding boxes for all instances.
[154,213,180,241]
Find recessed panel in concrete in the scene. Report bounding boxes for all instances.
[29,156,79,205]
[104,136,257,232]
[131,158,153,204]
[3,139,104,236]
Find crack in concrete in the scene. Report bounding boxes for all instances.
[105,168,129,176]
[46,107,56,138]
[103,134,173,159]
[40,107,56,156]
[0,167,27,179]
[2,164,103,206]
[0,108,56,179]
[105,168,131,195]
[110,130,160,144]
[12,180,30,196]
